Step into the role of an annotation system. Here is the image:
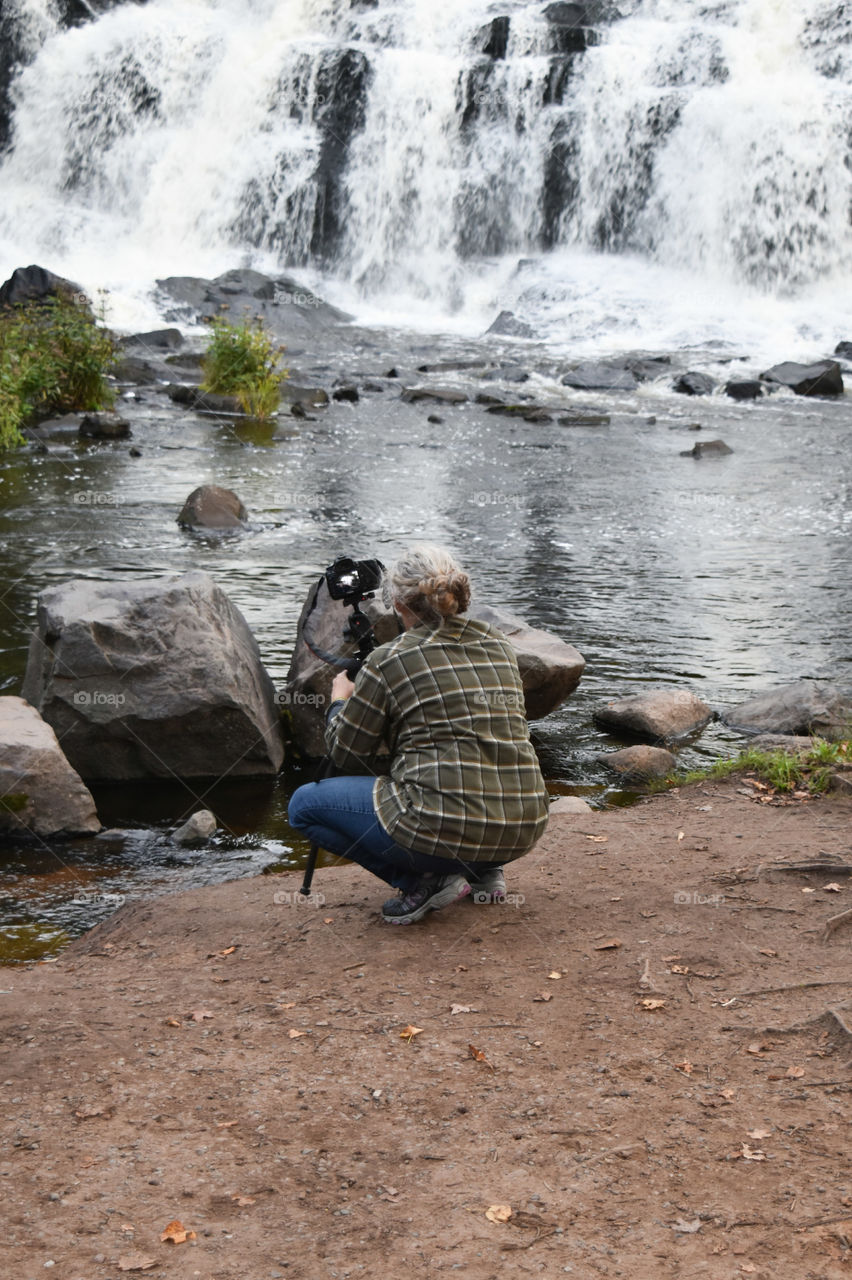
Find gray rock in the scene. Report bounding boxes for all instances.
[594,688,713,742]
[723,680,852,741]
[761,360,844,397]
[725,380,764,401]
[283,586,585,756]
[485,311,536,339]
[597,745,677,781]
[548,795,594,814]
[558,412,610,426]
[22,571,284,781]
[0,264,87,310]
[172,810,217,845]
[401,386,469,404]
[112,356,160,385]
[560,363,638,391]
[332,385,360,403]
[680,439,733,458]
[748,734,817,754]
[673,372,716,396]
[834,340,852,360]
[0,697,100,838]
[177,485,247,530]
[155,270,352,337]
[121,328,184,351]
[79,412,131,438]
[280,384,330,408]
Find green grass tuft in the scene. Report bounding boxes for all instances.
[662,738,851,795]
[201,316,288,421]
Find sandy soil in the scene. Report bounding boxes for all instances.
[1,778,851,1280]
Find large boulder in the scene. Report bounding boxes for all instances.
[594,688,713,742]
[177,485,248,530]
[22,572,284,781]
[673,372,716,397]
[760,360,844,397]
[0,697,100,837]
[283,582,585,756]
[0,264,87,310]
[723,681,852,742]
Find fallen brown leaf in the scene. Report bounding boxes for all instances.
[747,1128,772,1140]
[823,883,843,893]
[533,992,553,1003]
[219,946,237,956]
[674,1061,694,1075]
[288,1029,308,1040]
[469,1044,495,1071]
[216,1120,238,1129]
[486,1204,513,1223]
[189,1009,214,1023]
[231,1194,256,1207]
[160,1219,195,1244]
[670,964,690,974]
[593,938,621,951]
[399,1025,423,1042]
[584,835,608,843]
[639,998,666,1011]
[117,1255,157,1272]
[786,1065,805,1079]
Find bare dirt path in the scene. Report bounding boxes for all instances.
[2,779,850,1280]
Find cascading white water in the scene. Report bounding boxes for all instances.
[0,0,851,353]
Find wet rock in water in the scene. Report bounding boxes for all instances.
[155,268,352,336]
[485,310,536,339]
[479,14,510,59]
[722,680,852,741]
[0,264,87,310]
[480,365,530,384]
[834,340,852,359]
[543,2,619,52]
[0,697,100,838]
[594,688,713,742]
[401,386,469,404]
[725,379,764,401]
[332,385,360,403]
[79,412,131,438]
[760,360,844,397]
[427,414,444,424]
[112,356,160,385]
[193,390,244,414]
[623,355,672,382]
[172,810,217,846]
[548,796,594,814]
[558,412,610,426]
[280,384,330,408]
[283,589,585,756]
[560,363,638,391]
[597,745,677,782]
[121,328,183,351]
[673,371,716,396]
[177,485,247,530]
[22,571,284,782]
[167,383,200,406]
[680,439,733,458]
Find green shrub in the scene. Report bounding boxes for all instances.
[0,294,118,449]
[201,316,287,420]
[664,737,851,795]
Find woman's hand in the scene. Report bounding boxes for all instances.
[332,671,356,702]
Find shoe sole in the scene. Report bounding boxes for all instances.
[384,879,470,925]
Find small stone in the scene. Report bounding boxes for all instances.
[172,810,217,845]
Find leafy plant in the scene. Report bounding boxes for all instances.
[663,737,851,795]
[201,315,287,420]
[0,294,118,449]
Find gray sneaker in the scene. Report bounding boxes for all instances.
[468,866,506,903]
[382,874,470,924]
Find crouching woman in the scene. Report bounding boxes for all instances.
[287,544,549,924]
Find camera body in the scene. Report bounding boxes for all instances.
[324,556,384,607]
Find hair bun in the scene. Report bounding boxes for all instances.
[388,545,472,622]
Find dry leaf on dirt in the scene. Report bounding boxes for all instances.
[160,1219,196,1244]
[747,1128,772,1140]
[533,992,553,1002]
[399,1025,423,1042]
[739,1144,767,1162]
[674,1061,694,1075]
[450,1004,474,1015]
[786,1065,805,1079]
[593,938,621,951]
[469,1044,495,1070]
[639,998,666,1011]
[759,949,778,958]
[219,946,237,956]
[216,1120,238,1129]
[547,971,562,980]
[485,1204,513,1223]
[117,1255,157,1272]
[323,917,334,924]
[164,1018,181,1028]
[189,1009,214,1023]
[801,887,816,894]
[670,964,690,974]
[584,835,608,843]
[231,1194,256,1207]
[823,883,843,893]
[288,1029,308,1039]
[720,1088,735,1100]
[746,1041,770,1056]
[75,1105,109,1119]
[671,1217,702,1233]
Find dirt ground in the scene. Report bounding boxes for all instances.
[1,777,850,1280]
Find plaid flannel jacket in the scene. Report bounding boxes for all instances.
[325,615,549,862]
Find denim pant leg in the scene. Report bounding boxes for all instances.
[288,776,434,893]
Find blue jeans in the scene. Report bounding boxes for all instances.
[287,775,501,893]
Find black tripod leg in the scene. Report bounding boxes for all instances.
[301,842,319,897]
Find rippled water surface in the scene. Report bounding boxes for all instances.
[1,330,850,956]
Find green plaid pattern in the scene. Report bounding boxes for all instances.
[326,617,549,862]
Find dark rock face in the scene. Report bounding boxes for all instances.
[155,269,351,338]
[673,371,716,396]
[401,386,469,404]
[22,572,284,781]
[834,340,852,359]
[121,328,183,351]
[543,2,619,53]
[594,688,713,742]
[680,439,733,458]
[560,363,638,391]
[760,360,844,397]
[480,16,511,59]
[79,412,131,438]
[0,264,86,309]
[177,485,248,530]
[723,680,852,742]
[725,379,764,401]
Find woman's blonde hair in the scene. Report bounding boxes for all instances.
[386,544,471,622]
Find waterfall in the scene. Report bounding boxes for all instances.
[1,0,851,347]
